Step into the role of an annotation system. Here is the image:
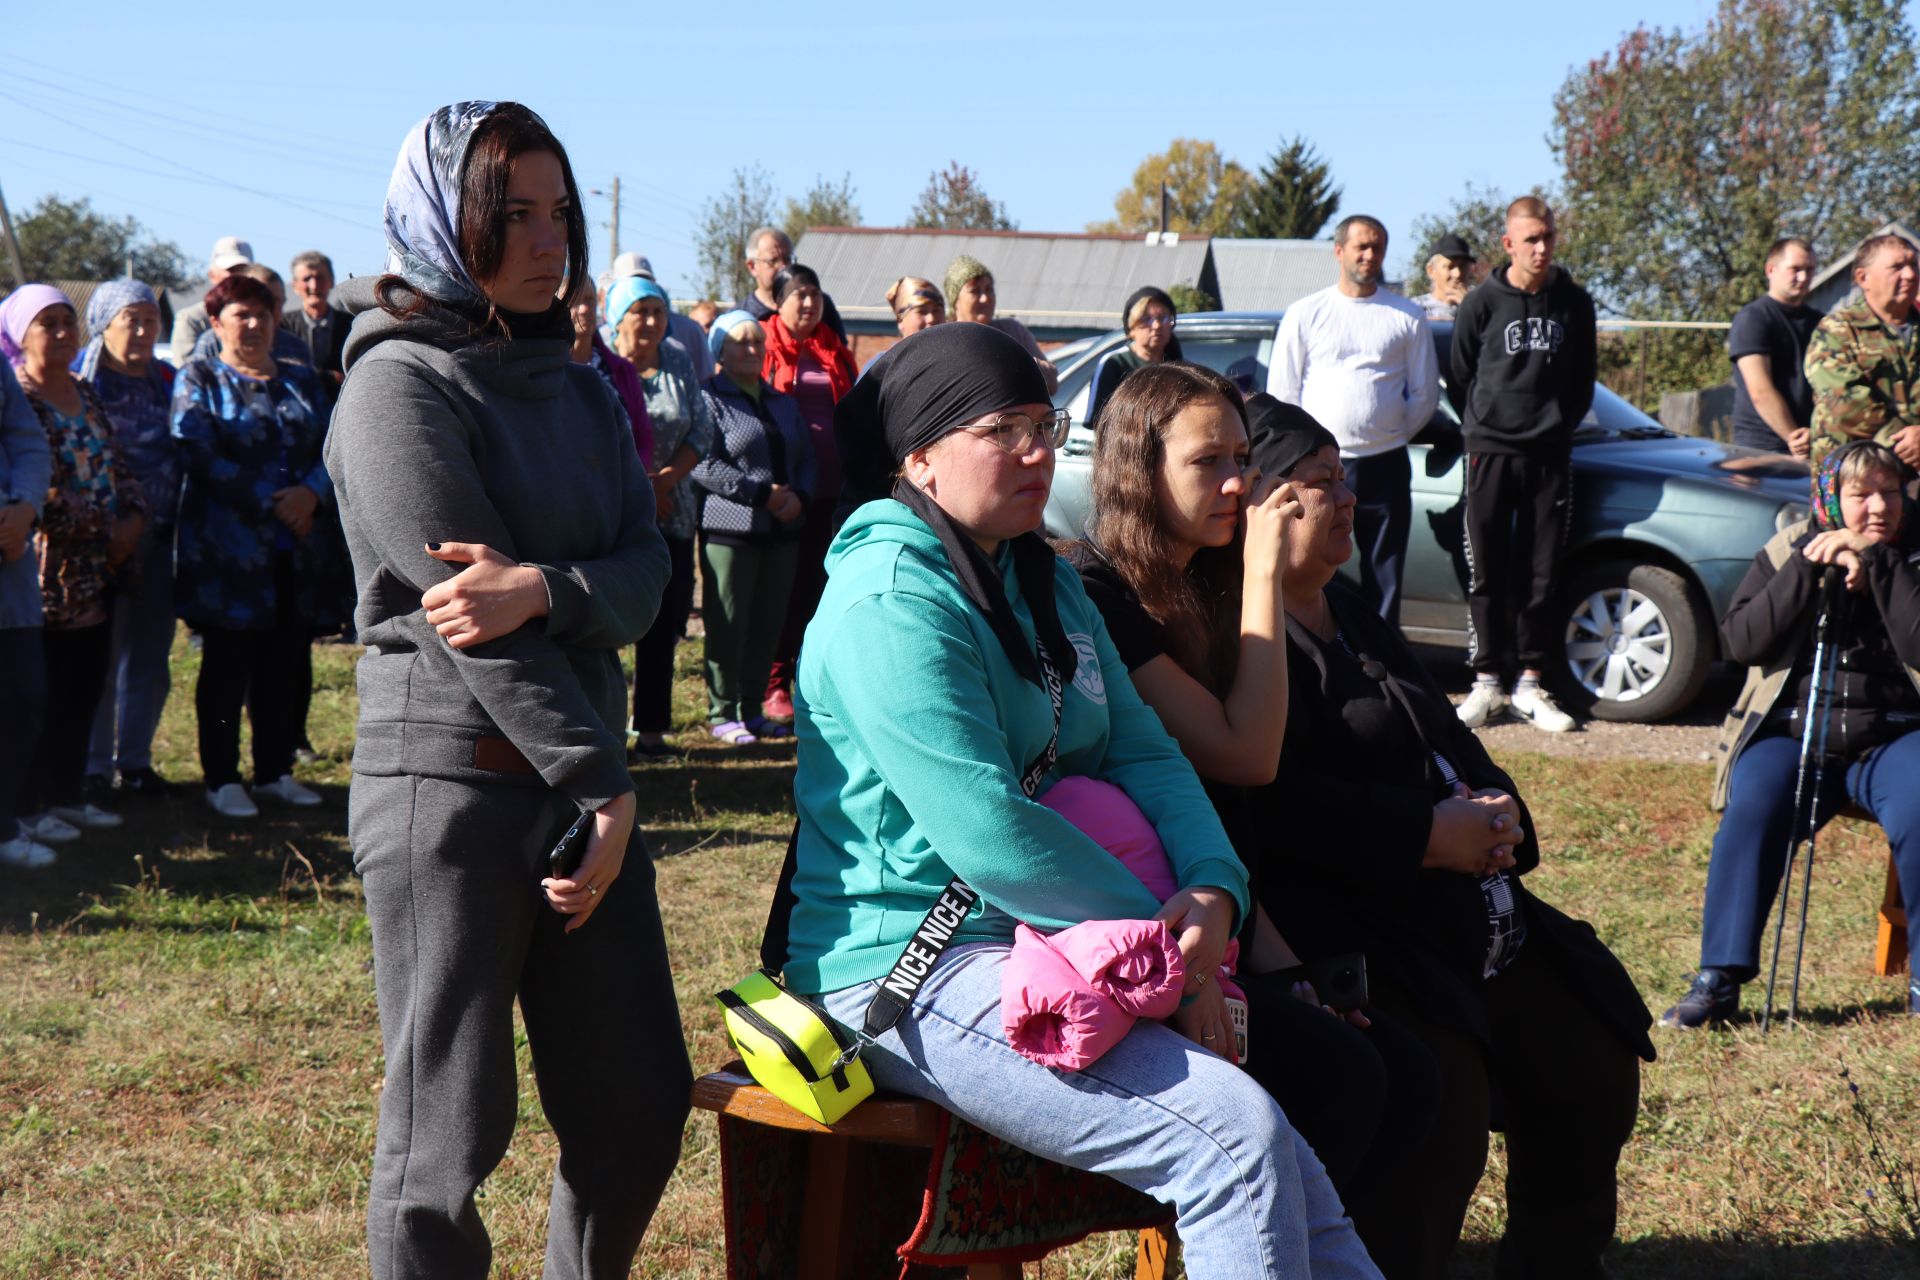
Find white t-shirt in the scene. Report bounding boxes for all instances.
[1271,286,1441,457]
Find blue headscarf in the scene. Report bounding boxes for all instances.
[382,101,520,310]
[707,309,758,366]
[76,279,161,382]
[604,275,669,328]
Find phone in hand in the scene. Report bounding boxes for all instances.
[1223,994,1250,1066]
[1271,952,1369,1013]
[548,810,593,880]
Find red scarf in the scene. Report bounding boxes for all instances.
[762,312,858,402]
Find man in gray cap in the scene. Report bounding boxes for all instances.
[1413,232,1477,321]
[168,236,253,363]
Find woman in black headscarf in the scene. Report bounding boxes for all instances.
[1089,284,1185,423]
[780,323,1382,1278]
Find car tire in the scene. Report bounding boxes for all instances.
[1555,559,1714,723]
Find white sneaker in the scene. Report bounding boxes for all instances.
[254,775,322,808]
[23,811,82,843]
[50,802,123,830]
[1457,682,1509,729]
[206,783,260,819]
[1511,683,1577,733]
[0,835,57,870]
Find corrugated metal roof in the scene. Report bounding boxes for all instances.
[1209,238,1338,311]
[793,227,1216,330]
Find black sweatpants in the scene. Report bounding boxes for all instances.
[1354,948,1641,1280]
[631,536,695,735]
[1348,446,1413,627]
[1464,451,1571,678]
[21,621,112,815]
[195,559,311,788]
[351,772,692,1280]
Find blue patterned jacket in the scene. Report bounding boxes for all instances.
[170,356,352,632]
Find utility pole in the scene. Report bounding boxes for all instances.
[0,177,28,289]
[1159,182,1170,235]
[609,175,620,262]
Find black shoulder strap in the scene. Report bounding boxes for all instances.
[758,641,1066,1040]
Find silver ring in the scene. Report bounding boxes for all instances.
[1195,970,1209,986]
[1202,1032,1217,1040]
[587,884,598,897]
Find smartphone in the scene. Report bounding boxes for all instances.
[548,810,593,880]
[1271,952,1369,1013]
[1223,995,1250,1066]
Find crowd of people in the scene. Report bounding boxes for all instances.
[3,93,1919,1280]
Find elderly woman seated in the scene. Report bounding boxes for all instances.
[1665,440,1920,1026]
[781,323,1382,1278]
[1260,399,1656,1279]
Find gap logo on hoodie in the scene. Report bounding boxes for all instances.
[1505,317,1565,355]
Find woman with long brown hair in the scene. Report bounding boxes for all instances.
[1078,363,1652,1278]
[1065,361,1436,1209]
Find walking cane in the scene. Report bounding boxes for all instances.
[1763,567,1842,1033]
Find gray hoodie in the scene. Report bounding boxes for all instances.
[325,277,668,812]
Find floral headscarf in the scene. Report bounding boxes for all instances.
[1812,442,1852,531]
[382,101,513,310]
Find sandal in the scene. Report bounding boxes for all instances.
[710,721,759,746]
[747,716,792,740]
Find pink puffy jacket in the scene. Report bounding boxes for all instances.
[1001,777,1242,1071]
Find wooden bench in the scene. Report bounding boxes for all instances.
[692,1064,1175,1279]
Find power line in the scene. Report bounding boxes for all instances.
[0,90,379,231]
[0,136,371,211]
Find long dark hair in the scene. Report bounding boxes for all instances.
[380,103,590,336]
[1087,362,1245,690]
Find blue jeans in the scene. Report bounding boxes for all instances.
[819,943,1382,1279]
[87,528,175,776]
[1700,730,1920,980]
[1346,447,1411,628]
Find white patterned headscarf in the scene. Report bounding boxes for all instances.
[381,101,520,309]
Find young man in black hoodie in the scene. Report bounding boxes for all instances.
[1449,196,1597,732]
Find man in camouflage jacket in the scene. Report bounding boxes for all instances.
[1806,233,1920,469]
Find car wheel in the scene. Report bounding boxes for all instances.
[1556,560,1713,723]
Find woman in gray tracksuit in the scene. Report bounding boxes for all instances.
[325,101,689,1280]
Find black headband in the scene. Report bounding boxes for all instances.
[1245,393,1339,479]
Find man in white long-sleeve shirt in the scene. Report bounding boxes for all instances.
[1273,214,1440,625]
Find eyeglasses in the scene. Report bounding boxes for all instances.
[955,409,1072,455]
[1131,312,1176,330]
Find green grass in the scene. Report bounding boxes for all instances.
[1,630,1917,1278]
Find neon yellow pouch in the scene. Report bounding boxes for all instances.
[716,970,874,1125]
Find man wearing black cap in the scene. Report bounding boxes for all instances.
[1414,233,1477,321]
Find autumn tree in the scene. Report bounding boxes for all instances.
[1232,136,1341,239]
[12,195,188,289]
[907,163,1015,231]
[694,164,777,302]
[1553,0,1920,324]
[1090,139,1250,236]
[782,173,861,246]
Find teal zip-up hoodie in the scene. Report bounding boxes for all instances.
[783,499,1251,995]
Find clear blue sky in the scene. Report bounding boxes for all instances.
[5,0,1725,299]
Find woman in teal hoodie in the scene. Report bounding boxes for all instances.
[787,323,1380,1279]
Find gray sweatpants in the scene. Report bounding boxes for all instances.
[350,772,692,1280]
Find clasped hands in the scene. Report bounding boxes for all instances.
[421,541,550,649]
[1426,783,1525,877]
[1802,528,1875,593]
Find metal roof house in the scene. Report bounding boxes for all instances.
[793,227,1220,342]
[1209,237,1348,312]
[1805,220,1920,314]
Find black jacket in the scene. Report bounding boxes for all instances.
[1448,265,1598,455]
[282,305,351,380]
[1233,578,1655,1059]
[1722,526,1920,759]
